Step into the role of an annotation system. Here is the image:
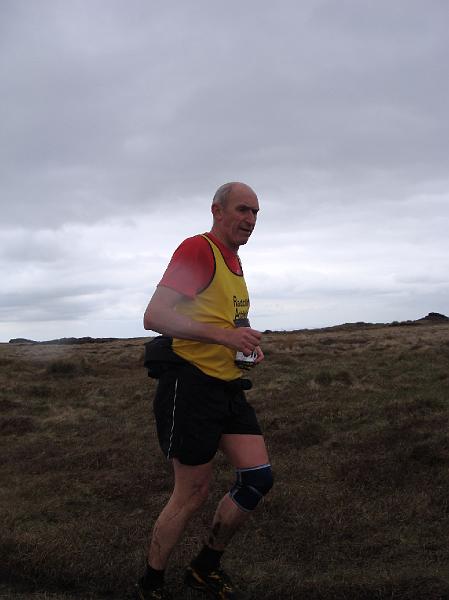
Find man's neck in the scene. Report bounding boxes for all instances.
[208,228,239,254]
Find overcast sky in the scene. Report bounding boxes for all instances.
[1,0,448,342]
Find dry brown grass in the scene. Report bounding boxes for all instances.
[1,323,449,599]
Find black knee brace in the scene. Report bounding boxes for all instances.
[228,463,273,511]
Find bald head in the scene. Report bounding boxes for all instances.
[212,182,257,209]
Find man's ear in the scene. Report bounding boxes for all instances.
[211,203,222,220]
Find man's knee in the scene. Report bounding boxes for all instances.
[228,463,273,511]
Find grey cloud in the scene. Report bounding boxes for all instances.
[0,282,120,308]
[2,0,448,229]
[0,229,69,263]
[1,296,95,323]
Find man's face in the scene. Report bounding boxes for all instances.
[213,185,259,251]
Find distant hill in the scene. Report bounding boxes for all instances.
[268,312,449,334]
[418,311,449,322]
[8,313,448,344]
[8,336,123,345]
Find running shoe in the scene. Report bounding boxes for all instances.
[184,564,238,599]
[135,578,172,600]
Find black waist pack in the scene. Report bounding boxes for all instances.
[143,336,252,391]
[143,335,189,379]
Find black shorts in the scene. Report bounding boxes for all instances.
[153,365,262,466]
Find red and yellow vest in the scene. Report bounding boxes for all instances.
[172,235,250,381]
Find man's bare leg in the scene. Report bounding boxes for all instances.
[206,494,248,551]
[206,434,270,551]
[185,434,270,597]
[148,459,213,569]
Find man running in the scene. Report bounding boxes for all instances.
[137,182,273,599]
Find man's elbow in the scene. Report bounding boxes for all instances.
[143,308,155,331]
[144,306,165,333]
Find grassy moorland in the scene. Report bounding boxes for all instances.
[1,322,449,600]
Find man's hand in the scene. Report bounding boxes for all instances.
[254,345,264,364]
[222,326,262,355]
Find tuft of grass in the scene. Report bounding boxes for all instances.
[334,370,353,385]
[314,370,333,386]
[0,357,15,367]
[46,358,93,377]
[29,384,53,398]
[46,360,78,376]
[0,416,37,435]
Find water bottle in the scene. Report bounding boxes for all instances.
[234,317,257,370]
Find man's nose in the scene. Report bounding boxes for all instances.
[246,211,257,226]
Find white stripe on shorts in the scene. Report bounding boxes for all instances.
[167,378,178,459]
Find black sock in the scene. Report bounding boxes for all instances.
[192,545,224,573]
[141,564,165,590]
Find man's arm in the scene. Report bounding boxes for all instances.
[143,286,262,356]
